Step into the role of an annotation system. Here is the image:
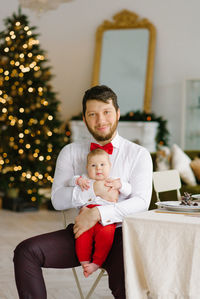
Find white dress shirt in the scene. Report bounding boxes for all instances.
[51,132,153,226]
[68,174,132,208]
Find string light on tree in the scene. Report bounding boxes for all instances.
[0,7,69,209]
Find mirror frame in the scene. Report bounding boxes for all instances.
[91,9,156,113]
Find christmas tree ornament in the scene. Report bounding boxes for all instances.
[0,8,68,211]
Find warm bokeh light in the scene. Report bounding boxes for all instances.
[0,9,68,209]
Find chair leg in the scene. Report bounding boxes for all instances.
[85,269,106,299]
[72,267,106,299]
[63,211,107,299]
[72,267,85,299]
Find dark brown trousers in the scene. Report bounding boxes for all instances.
[13,224,125,299]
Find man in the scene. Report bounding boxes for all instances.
[14,85,153,299]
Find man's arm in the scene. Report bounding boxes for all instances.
[51,145,94,210]
[51,145,75,210]
[73,206,101,238]
[96,148,153,226]
[51,144,103,236]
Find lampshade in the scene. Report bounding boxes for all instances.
[19,0,73,14]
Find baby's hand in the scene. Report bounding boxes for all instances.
[105,178,122,192]
[93,180,118,203]
[76,176,90,191]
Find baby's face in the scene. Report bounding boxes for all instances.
[87,154,111,181]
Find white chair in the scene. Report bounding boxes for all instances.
[153,169,182,202]
[62,209,107,299]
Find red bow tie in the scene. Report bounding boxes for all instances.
[90,142,113,155]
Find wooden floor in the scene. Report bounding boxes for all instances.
[0,208,112,299]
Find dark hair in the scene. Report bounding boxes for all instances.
[82,85,119,116]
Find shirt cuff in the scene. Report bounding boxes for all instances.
[72,181,96,207]
[119,181,132,197]
[96,204,117,226]
[72,175,79,186]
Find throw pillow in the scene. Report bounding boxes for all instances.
[171,144,197,186]
[156,145,171,171]
[190,157,200,182]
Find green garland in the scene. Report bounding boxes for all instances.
[70,110,170,147]
[120,111,169,146]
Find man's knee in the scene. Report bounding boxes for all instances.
[14,237,43,266]
[14,239,29,259]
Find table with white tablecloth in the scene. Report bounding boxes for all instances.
[123,210,200,299]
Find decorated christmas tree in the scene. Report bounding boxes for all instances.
[0,8,69,210]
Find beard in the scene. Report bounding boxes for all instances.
[85,116,119,142]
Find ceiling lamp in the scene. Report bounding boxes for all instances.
[19,0,73,14]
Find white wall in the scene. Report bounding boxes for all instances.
[1,0,200,147]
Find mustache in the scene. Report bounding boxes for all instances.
[84,118,118,142]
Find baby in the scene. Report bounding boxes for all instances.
[70,148,131,277]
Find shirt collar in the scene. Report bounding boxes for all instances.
[111,132,120,149]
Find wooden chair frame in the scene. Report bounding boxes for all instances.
[153,169,182,202]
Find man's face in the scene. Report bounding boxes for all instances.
[87,154,111,181]
[83,99,120,144]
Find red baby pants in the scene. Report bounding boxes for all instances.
[75,205,116,266]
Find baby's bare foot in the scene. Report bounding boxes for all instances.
[83,263,99,278]
[80,261,89,266]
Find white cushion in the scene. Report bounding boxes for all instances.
[190,157,200,181]
[171,144,197,186]
[156,145,171,171]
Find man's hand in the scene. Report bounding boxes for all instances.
[73,206,100,239]
[94,180,118,203]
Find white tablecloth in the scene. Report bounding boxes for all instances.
[123,210,200,299]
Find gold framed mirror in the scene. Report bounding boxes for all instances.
[92,10,156,114]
